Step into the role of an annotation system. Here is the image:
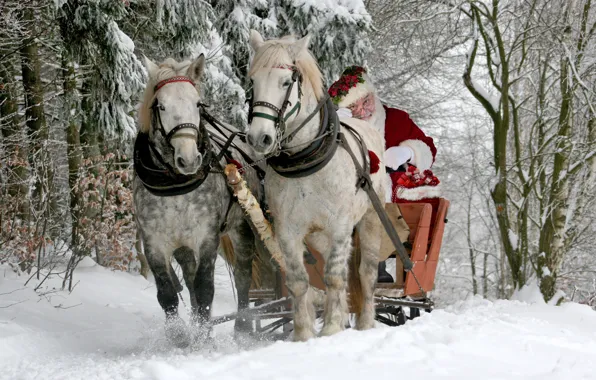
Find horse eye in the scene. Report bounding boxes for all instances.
[159,104,165,111]
[282,81,292,87]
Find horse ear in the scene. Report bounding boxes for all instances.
[249,29,264,51]
[144,56,159,78]
[295,34,311,52]
[187,54,205,83]
[289,34,311,59]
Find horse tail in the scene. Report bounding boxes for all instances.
[219,234,262,289]
[348,229,364,315]
[220,235,236,266]
[251,246,264,289]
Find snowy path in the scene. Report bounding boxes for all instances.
[2,259,596,380]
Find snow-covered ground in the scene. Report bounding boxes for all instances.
[2,258,596,380]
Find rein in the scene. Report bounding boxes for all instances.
[247,65,427,295]
[248,64,341,178]
[266,97,340,178]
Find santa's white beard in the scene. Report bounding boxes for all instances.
[368,96,386,134]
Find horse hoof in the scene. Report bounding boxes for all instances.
[165,317,190,348]
[234,318,253,333]
[319,324,343,337]
[355,319,375,331]
[292,328,315,342]
[191,331,216,351]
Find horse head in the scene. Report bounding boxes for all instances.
[246,30,324,155]
[140,55,206,175]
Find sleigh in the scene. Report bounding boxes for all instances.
[211,194,450,336]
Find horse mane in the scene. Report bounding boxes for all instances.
[248,35,324,101]
[138,58,196,133]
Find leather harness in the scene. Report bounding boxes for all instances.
[248,64,418,277]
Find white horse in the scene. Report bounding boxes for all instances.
[245,30,386,341]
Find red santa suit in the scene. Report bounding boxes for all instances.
[383,106,441,203]
[329,66,441,204]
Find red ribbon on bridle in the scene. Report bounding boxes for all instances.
[154,76,195,92]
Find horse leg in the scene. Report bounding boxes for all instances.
[228,222,256,333]
[144,243,189,347]
[279,234,315,341]
[193,237,219,337]
[172,247,198,316]
[320,233,351,337]
[355,207,382,330]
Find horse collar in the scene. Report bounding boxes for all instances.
[134,121,213,197]
[267,98,340,178]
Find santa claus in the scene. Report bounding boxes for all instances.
[328,65,441,282]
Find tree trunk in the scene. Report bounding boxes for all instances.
[462,6,524,290]
[62,52,83,250]
[80,66,101,159]
[466,189,478,295]
[0,50,29,218]
[19,7,49,209]
[537,30,573,302]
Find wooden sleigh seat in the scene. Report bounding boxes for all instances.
[375,198,449,298]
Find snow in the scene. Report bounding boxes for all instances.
[508,228,518,248]
[470,77,500,111]
[2,261,596,380]
[110,21,135,53]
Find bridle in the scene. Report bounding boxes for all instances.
[148,76,211,174]
[151,76,203,148]
[247,64,303,148]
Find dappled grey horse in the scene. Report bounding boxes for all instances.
[133,55,261,346]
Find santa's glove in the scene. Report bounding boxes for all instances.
[385,146,414,170]
[336,107,352,119]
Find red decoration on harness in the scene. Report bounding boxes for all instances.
[368,150,380,174]
[226,158,244,172]
[154,76,195,92]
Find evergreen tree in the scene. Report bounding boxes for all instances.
[57,0,145,146]
[275,0,372,84]
[210,0,371,126]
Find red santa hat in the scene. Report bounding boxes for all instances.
[328,66,376,107]
[328,66,386,133]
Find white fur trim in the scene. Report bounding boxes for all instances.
[336,107,352,119]
[369,95,386,133]
[336,82,373,108]
[384,173,393,202]
[394,183,442,201]
[399,139,434,171]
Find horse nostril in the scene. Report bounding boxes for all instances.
[260,134,273,147]
[176,156,186,168]
[247,133,256,146]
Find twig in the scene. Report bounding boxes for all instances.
[0,300,27,308]
[53,303,82,310]
[0,287,26,296]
